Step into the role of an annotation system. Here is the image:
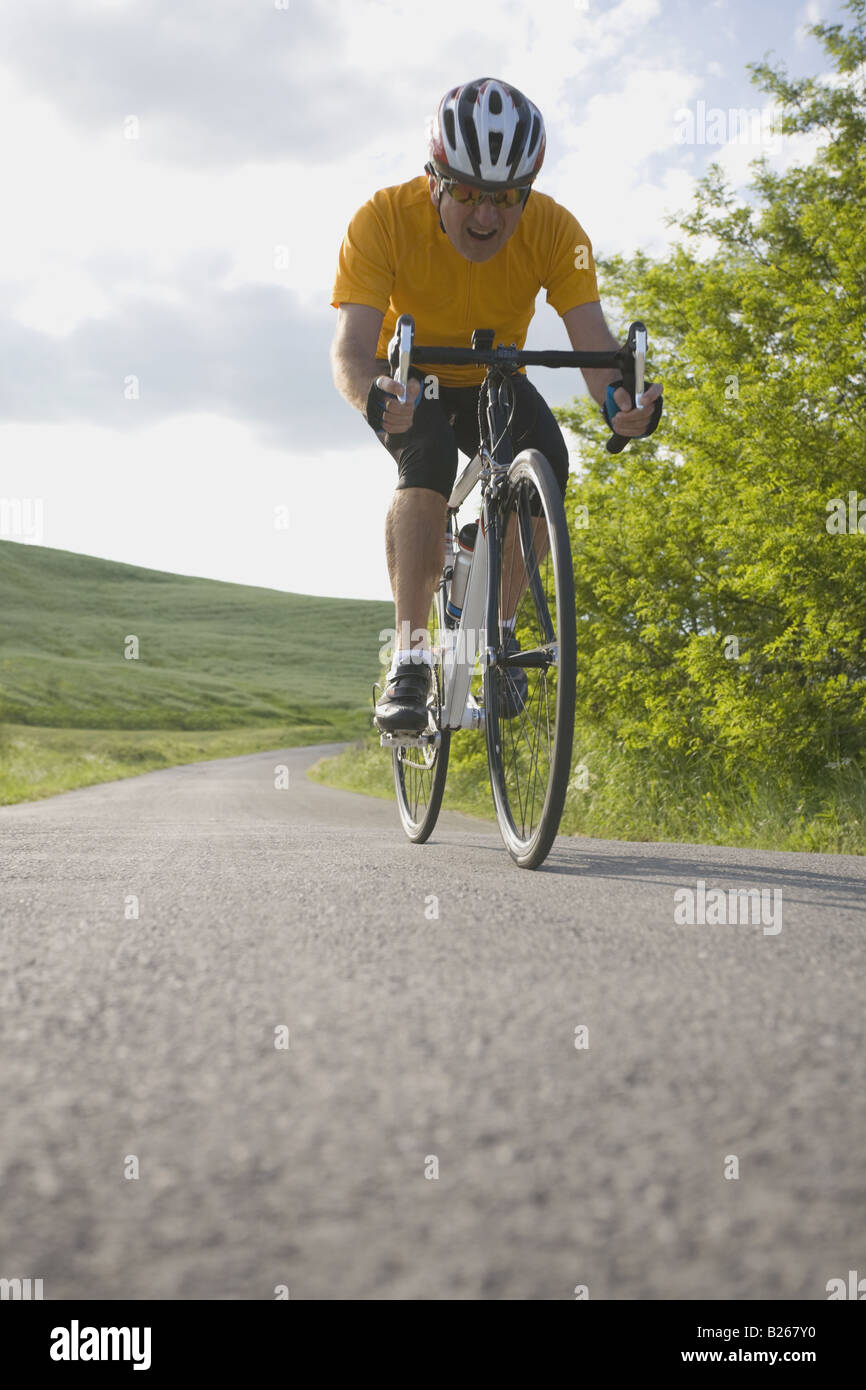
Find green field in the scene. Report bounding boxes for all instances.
[0,539,390,804]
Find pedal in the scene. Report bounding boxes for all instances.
[379,730,440,749]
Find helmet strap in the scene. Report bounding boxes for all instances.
[425,162,447,234]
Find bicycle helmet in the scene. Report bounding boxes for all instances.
[427,77,546,190]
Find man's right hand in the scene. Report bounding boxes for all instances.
[366,376,422,435]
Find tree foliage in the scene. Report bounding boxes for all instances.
[557,0,866,778]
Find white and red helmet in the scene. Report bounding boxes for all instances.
[428,77,546,190]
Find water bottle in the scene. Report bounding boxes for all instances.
[446,521,478,621]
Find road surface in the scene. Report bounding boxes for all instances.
[1,743,864,1299]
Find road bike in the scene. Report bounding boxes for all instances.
[377,316,647,869]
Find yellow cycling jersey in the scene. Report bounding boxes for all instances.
[331,174,599,387]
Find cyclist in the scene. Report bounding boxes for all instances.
[330,76,662,733]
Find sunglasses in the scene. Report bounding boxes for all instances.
[438,177,531,208]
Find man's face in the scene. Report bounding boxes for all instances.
[427,174,526,262]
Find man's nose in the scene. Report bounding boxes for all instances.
[472,196,499,225]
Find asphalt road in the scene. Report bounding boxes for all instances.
[1,743,864,1300]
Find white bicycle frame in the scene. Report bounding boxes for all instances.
[439,452,487,732]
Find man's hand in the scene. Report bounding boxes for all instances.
[606,380,663,437]
[374,375,422,434]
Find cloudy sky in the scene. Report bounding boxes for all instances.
[0,0,844,601]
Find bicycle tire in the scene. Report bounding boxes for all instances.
[484,448,576,869]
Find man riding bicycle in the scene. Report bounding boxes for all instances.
[330,76,662,733]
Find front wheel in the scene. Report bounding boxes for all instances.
[484,449,576,869]
[392,652,451,843]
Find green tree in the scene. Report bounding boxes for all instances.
[557,0,866,780]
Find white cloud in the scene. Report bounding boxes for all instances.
[14,267,114,338]
[549,66,702,256]
[0,0,842,602]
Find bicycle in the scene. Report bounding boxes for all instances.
[376,315,648,869]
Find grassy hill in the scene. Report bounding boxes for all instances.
[0,540,390,803]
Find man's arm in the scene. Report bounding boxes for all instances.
[561,301,623,406]
[561,301,663,437]
[330,302,386,412]
[330,301,421,433]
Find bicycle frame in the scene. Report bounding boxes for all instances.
[440,481,487,731]
[440,372,516,731]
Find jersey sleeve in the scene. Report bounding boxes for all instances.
[542,204,600,315]
[330,194,395,312]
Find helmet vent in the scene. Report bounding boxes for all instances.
[505,113,527,169]
[461,108,481,170]
[443,108,457,152]
[489,130,503,162]
[488,89,503,114]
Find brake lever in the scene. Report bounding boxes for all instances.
[606,319,647,455]
[387,313,415,405]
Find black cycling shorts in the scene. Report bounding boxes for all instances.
[375,361,570,502]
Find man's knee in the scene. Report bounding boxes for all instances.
[520,438,570,505]
[394,474,454,502]
[390,485,448,512]
[511,379,570,498]
[392,422,458,499]
[545,438,570,498]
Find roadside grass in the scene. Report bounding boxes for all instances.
[0,716,368,806]
[308,727,866,855]
[306,728,497,822]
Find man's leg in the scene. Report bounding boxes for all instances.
[490,375,570,629]
[374,375,459,731]
[500,514,549,623]
[385,486,447,652]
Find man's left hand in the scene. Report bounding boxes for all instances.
[605,380,663,437]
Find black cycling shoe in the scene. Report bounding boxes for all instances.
[499,635,529,718]
[375,660,432,733]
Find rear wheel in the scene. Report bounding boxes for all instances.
[484,449,576,869]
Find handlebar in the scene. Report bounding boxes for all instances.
[388,314,648,454]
